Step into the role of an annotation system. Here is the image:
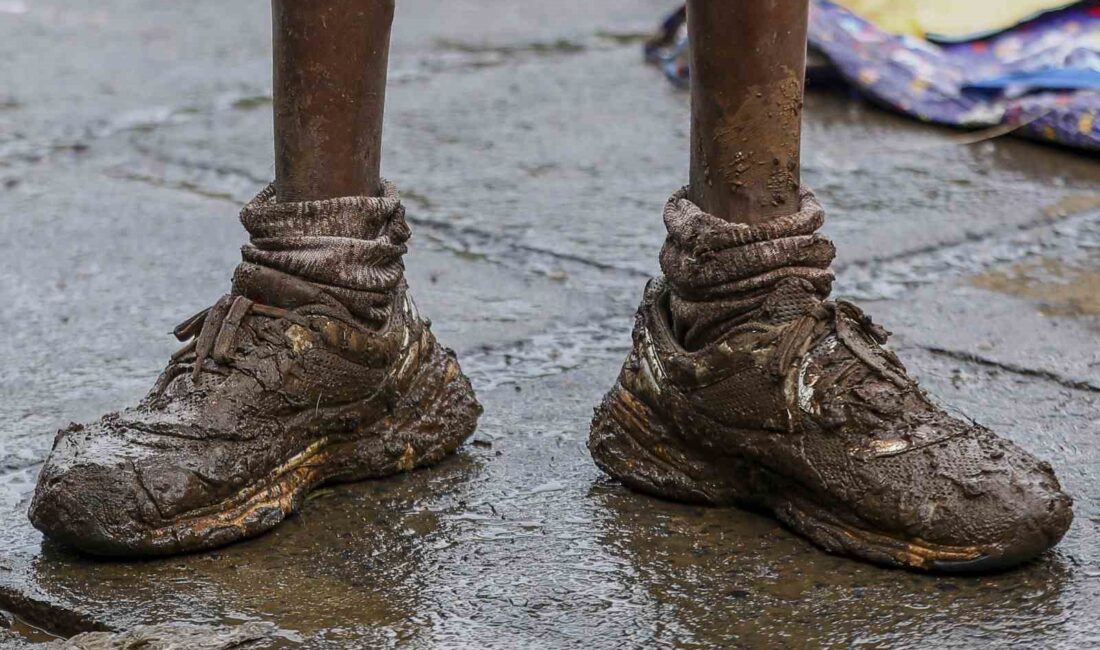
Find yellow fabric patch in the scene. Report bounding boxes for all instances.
[833,0,922,36]
[1078,112,1095,135]
[834,0,1076,39]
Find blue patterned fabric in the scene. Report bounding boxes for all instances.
[645,1,1100,151]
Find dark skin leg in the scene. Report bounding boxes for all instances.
[272,0,394,202]
[686,0,808,225]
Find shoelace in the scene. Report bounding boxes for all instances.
[172,295,288,381]
[773,300,911,391]
[772,301,979,460]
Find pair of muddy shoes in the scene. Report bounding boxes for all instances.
[30,183,1072,571]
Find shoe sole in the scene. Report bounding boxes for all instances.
[132,343,480,556]
[589,384,1018,573]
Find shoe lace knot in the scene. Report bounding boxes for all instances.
[774,300,911,391]
[172,295,288,381]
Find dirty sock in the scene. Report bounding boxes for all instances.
[660,187,837,349]
[233,180,410,326]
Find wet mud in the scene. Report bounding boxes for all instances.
[973,258,1100,318]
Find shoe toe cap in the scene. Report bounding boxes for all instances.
[29,423,165,556]
[937,462,1072,572]
[30,458,152,557]
[912,437,1074,572]
[842,427,1074,572]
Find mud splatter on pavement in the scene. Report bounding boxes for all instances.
[973,259,1100,317]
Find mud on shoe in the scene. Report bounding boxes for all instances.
[589,188,1073,572]
[30,182,481,557]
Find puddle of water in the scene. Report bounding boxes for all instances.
[7,615,61,644]
[972,258,1100,317]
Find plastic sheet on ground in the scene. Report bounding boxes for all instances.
[645,1,1100,151]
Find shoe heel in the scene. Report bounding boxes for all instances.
[589,384,741,505]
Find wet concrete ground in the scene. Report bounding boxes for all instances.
[1,1,1098,648]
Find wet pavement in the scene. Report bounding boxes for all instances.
[1,1,1099,648]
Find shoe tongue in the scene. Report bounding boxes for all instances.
[759,278,823,326]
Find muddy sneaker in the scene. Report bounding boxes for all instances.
[589,188,1072,572]
[30,182,481,557]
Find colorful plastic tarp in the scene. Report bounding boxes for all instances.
[645,1,1100,151]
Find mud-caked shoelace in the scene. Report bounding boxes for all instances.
[763,300,922,436]
[775,302,909,384]
[170,295,292,381]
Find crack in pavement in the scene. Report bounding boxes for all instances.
[923,346,1100,394]
[117,148,1100,305]
[128,144,273,189]
[406,212,649,278]
[0,35,641,169]
[110,152,650,281]
[835,200,1100,301]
